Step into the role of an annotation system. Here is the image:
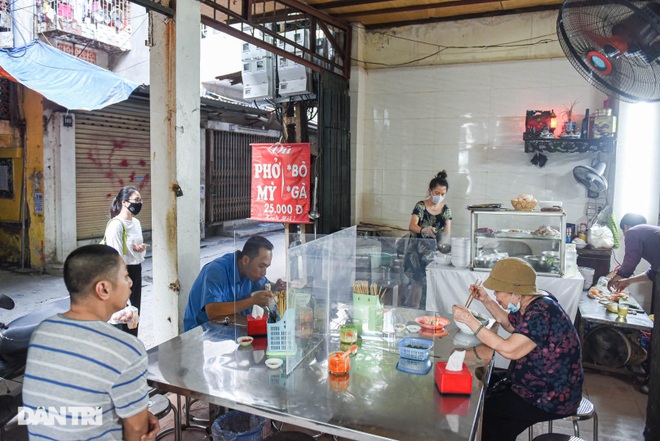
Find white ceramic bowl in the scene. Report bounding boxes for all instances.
[394,323,406,333]
[265,358,284,369]
[237,336,254,346]
[406,324,421,333]
[455,311,490,334]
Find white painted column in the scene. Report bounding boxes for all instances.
[149,0,201,344]
[43,112,77,264]
[349,23,368,224]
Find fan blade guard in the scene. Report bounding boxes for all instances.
[557,0,660,103]
[573,163,609,193]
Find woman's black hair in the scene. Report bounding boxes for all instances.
[620,213,646,230]
[110,186,140,217]
[429,170,449,190]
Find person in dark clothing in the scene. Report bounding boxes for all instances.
[606,213,660,441]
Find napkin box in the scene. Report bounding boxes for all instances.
[247,314,267,336]
[435,361,472,395]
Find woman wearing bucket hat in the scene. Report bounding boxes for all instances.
[453,257,583,441]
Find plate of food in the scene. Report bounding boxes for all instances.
[415,315,451,331]
[419,328,450,338]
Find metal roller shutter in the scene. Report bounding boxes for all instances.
[75,97,152,241]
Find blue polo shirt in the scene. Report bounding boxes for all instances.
[183,251,268,331]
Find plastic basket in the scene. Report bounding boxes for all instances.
[211,410,265,441]
[397,337,433,361]
[267,309,297,355]
[397,357,433,375]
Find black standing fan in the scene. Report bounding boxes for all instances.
[557,0,660,103]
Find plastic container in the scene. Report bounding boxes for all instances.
[211,410,265,441]
[267,309,296,355]
[397,357,433,375]
[578,267,595,290]
[397,337,434,361]
[564,243,578,278]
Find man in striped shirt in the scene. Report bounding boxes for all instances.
[22,244,159,440]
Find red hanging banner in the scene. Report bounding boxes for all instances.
[250,143,311,224]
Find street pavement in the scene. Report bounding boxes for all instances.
[0,228,286,350]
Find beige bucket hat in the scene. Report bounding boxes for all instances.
[483,257,548,296]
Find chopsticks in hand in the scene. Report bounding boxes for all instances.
[465,279,482,309]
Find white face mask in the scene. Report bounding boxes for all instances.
[430,195,444,205]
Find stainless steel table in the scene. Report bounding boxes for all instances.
[578,290,653,331]
[577,291,653,377]
[146,308,493,441]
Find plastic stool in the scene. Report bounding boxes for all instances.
[548,398,598,441]
[264,431,316,441]
[533,435,586,441]
[147,394,179,441]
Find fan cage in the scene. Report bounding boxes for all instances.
[557,0,660,103]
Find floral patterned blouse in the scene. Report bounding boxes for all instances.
[411,201,452,237]
[508,293,584,416]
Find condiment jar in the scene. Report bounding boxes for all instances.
[340,323,358,344]
[328,351,350,376]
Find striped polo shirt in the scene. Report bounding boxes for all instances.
[22,314,149,440]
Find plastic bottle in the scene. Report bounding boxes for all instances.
[564,243,578,278]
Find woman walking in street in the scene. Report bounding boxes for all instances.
[103,186,147,337]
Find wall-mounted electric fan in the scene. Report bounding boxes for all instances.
[557,0,660,102]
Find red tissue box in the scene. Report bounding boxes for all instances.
[247,315,267,336]
[435,361,473,395]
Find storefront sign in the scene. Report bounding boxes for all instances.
[251,143,311,224]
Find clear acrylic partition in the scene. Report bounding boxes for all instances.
[350,234,442,340]
[283,227,356,374]
[216,229,448,376]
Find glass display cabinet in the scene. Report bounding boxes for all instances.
[469,209,566,277]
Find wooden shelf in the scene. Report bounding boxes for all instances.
[523,135,616,154]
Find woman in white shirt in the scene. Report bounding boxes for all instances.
[104,186,147,337]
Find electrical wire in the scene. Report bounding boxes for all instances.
[354,31,558,67]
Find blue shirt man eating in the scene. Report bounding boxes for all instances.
[183,235,284,331]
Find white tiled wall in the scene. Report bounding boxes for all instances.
[354,58,609,237]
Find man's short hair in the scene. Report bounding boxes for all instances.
[240,235,274,260]
[64,245,122,299]
[620,213,647,230]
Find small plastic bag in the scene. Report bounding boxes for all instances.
[588,224,614,249]
[110,301,139,328]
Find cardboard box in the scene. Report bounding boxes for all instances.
[590,115,617,138]
[435,361,473,395]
